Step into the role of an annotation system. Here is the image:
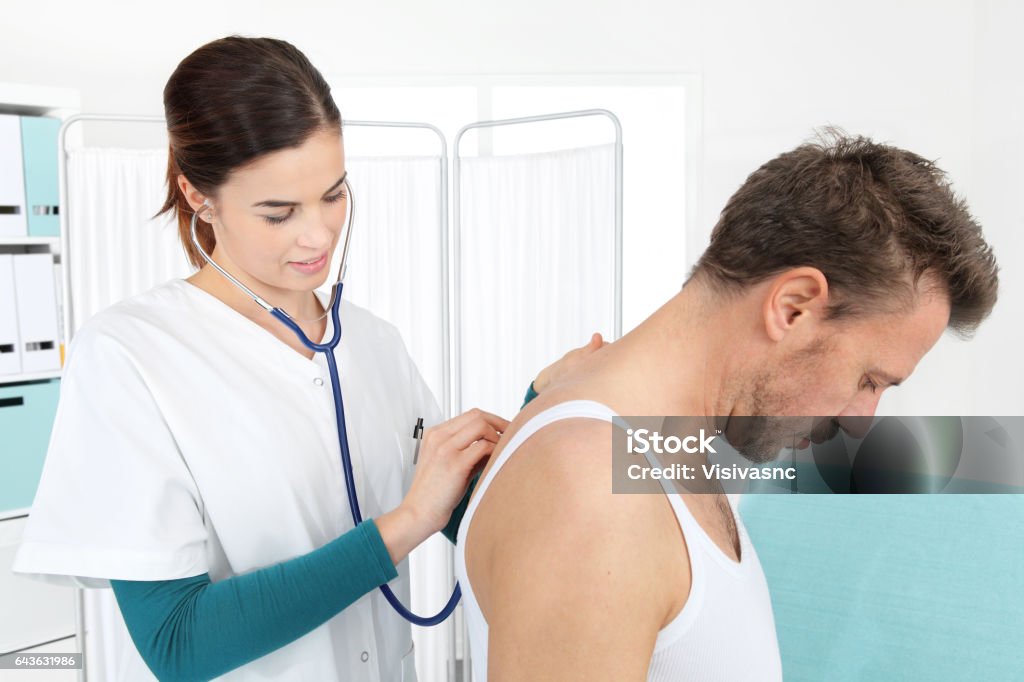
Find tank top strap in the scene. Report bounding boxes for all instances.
[636,445,708,532]
[517,399,619,439]
[635,441,746,575]
[462,400,622,526]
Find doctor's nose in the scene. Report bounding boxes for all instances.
[295,217,334,251]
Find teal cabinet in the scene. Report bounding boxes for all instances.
[0,380,60,512]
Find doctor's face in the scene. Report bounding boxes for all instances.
[209,128,349,294]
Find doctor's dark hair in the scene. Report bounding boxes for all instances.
[686,130,999,338]
[155,36,341,268]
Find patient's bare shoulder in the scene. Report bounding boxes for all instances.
[474,416,620,526]
[466,417,689,680]
[466,417,623,553]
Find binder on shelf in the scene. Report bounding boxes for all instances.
[19,116,61,238]
[12,253,61,373]
[0,115,28,238]
[0,255,23,375]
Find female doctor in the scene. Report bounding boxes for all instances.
[12,35,603,682]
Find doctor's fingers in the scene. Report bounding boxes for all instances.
[442,417,506,452]
[457,438,496,474]
[433,408,510,439]
[424,417,503,457]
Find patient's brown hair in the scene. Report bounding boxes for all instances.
[688,130,999,338]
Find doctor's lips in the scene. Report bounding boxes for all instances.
[289,252,328,275]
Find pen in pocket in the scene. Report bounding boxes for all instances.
[412,417,424,465]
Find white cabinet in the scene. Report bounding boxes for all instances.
[0,516,77,655]
[0,82,81,677]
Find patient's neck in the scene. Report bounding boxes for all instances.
[547,283,737,421]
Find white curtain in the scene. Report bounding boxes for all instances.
[342,156,446,404]
[341,155,451,682]
[66,148,192,336]
[65,148,452,681]
[452,141,617,681]
[457,143,617,419]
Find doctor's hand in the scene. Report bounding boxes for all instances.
[533,332,607,393]
[376,408,509,565]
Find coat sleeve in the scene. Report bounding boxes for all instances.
[12,323,209,588]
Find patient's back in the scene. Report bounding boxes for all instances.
[454,399,782,681]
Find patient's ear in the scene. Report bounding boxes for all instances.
[762,267,829,342]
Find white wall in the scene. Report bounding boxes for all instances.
[961,0,1024,416]
[2,0,1018,415]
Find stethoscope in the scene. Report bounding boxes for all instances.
[190,178,460,626]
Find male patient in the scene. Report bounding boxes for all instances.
[454,132,999,681]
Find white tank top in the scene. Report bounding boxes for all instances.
[454,400,783,681]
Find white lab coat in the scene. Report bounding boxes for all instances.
[12,278,443,681]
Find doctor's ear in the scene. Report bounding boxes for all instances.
[176,174,215,222]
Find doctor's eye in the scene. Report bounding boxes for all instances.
[324,190,348,204]
[262,210,293,225]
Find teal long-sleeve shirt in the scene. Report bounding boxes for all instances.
[110,381,540,681]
